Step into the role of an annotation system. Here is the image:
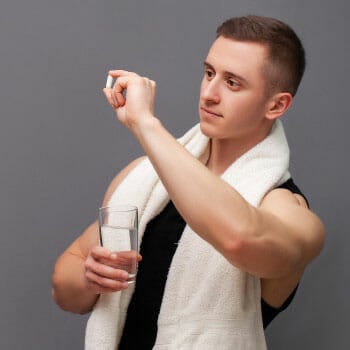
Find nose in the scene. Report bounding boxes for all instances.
[200,77,220,104]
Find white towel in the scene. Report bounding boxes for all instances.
[85,120,290,350]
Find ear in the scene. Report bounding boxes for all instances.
[265,92,293,120]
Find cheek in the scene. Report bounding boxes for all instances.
[224,95,265,126]
[231,92,265,113]
[225,95,252,115]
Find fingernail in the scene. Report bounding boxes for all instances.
[121,271,129,279]
[110,253,117,259]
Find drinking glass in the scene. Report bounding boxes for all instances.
[98,205,138,283]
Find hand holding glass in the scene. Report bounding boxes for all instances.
[98,205,138,284]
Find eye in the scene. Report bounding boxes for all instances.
[205,69,215,79]
[226,79,240,89]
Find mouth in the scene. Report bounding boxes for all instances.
[200,106,223,118]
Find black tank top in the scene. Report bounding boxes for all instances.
[118,178,307,349]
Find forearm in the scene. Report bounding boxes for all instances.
[106,70,325,279]
[52,252,98,314]
[131,117,255,255]
[131,118,321,278]
[105,70,255,263]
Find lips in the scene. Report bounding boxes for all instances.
[200,106,223,118]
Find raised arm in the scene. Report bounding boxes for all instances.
[104,70,325,281]
[51,157,144,314]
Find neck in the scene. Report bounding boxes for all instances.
[206,122,274,175]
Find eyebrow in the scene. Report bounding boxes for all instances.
[203,61,248,85]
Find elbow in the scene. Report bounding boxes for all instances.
[51,286,77,314]
[51,273,70,312]
[51,271,92,315]
[51,277,69,312]
[51,289,92,315]
[51,282,60,307]
[316,221,326,256]
[221,233,265,275]
[219,205,258,258]
[223,234,245,257]
[220,225,252,267]
[219,214,258,270]
[307,217,326,263]
[51,270,62,306]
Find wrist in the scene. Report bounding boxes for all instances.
[130,113,162,140]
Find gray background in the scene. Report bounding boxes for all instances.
[0,0,348,349]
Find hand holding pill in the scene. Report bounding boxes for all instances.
[102,70,157,131]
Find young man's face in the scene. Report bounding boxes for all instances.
[199,36,273,142]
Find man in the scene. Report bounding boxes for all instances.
[52,15,324,349]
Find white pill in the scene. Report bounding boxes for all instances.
[106,75,114,88]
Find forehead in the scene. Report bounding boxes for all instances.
[206,37,268,80]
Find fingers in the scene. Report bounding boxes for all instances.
[84,258,129,293]
[103,87,125,109]
[103,69,157,127]
[104,70,139,107]
[103,75,131,109]
[85,255,129,280]
[85,274,129,294]
[85,280,117,294]
[149,79,157,110]
[89,246,121,268]
[108,69,139,79]
[103,70,156,106]
[103,88,115,108]
[89,245,142,263]
[89,245,113,260]
[110,76,131,108]
[84,246,141,294]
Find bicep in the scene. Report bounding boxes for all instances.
[257,189,325,274]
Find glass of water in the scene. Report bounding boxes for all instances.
[98,205,138,284]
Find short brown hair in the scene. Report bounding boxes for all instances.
[216,15,306,96]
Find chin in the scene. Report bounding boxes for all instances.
[199,120,220,138]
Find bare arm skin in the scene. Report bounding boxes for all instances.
[52,66,324,314]
[51,157,144,314]
[127,116,324,277]
[259,190,320,307]
[104,70,325,307]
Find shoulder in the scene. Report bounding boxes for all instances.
[260,183,325,264]
[102,156,146,206]
[261,182,320,233]
[262,185,308,209]
[275,178,309,207]
[259,181,325,307]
